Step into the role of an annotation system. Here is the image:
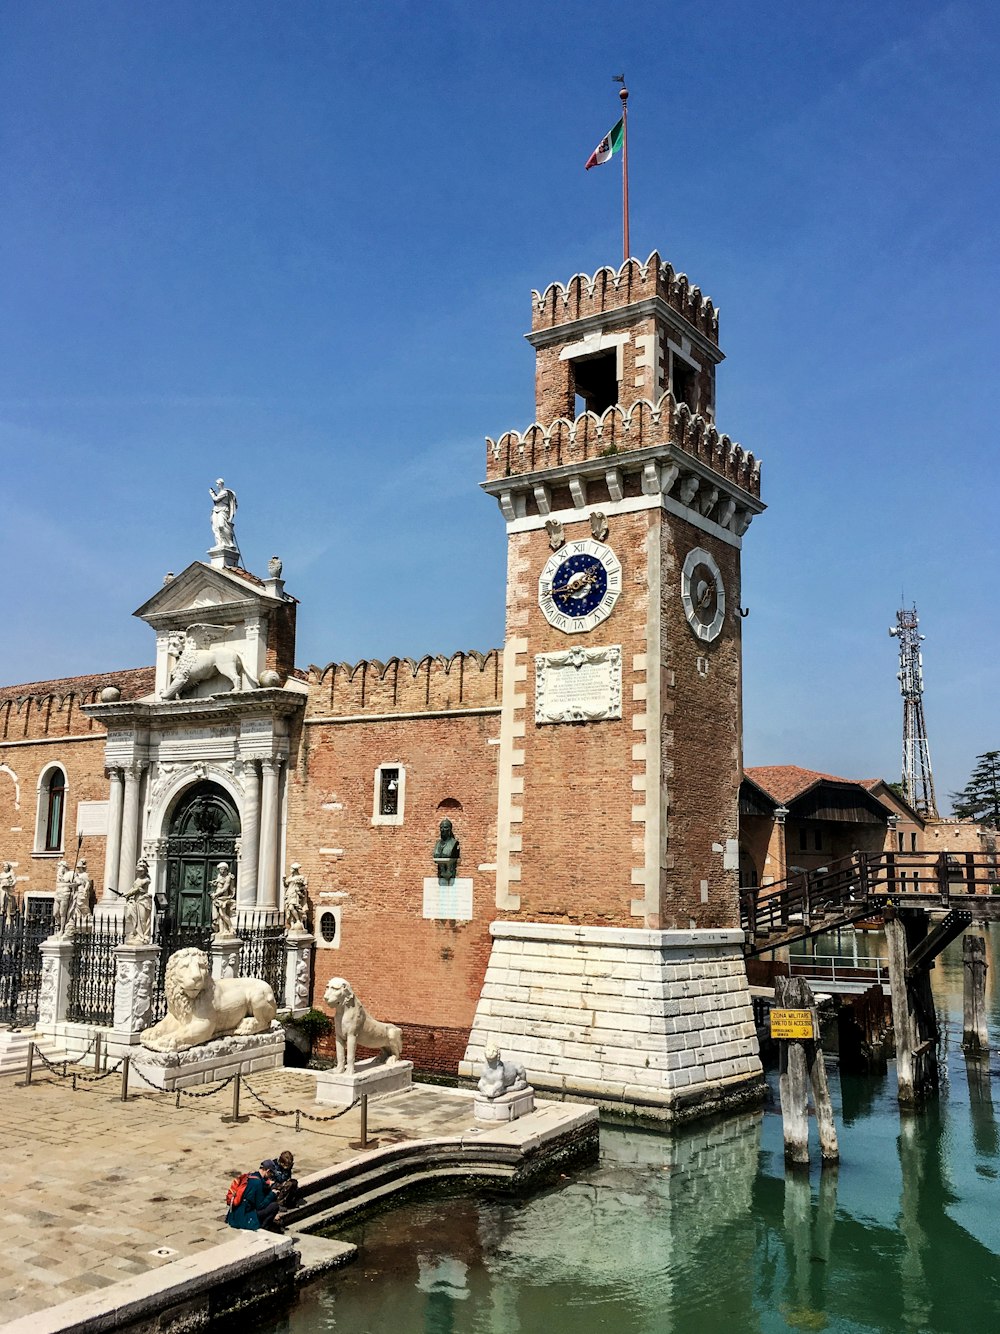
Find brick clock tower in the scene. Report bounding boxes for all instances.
[460,253,766,1119]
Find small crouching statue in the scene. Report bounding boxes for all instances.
[477,1043,528,1100]
[282,863,310,934]
[211,862,237,939]
[323,977,403,1075]
[432,818,460,885]
[124,858,153,944]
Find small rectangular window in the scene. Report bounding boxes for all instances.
[814,830,822,852]
[372,763,406,826]
[897,832,904,852]
[572,351,618,415]
[798,828,808,852]
[379,768,400,817]
[671,355,698,409]
[910,832,917,852]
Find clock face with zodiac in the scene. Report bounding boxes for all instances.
[538,539,622,634]
[681,547,726,642]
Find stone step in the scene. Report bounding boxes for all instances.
[0,1030,70,1077]
[293,1162,517,1232]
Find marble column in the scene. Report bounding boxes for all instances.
[117,763,145,894]
[102,767,125,900]
[258,757,281,909]
[239,761,261,906]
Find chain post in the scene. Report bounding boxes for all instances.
[17,1041,35,1088]
[93,1032,101,1073]
[295,1108,301,1134]
[223,1071,247,1124]
[360,1092,368,1148]
[120,1054,130,1102]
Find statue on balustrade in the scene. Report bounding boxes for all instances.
[211,861,237,939]
[54,859,73,936]
[0,862,16,920]
[282,863,310,935]
[67,860,95,933]
[124,858,153,945]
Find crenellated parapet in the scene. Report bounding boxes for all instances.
[306,650,502,718]
[0,667,156,742]
[532,252,720,344]
[487,394,759,493]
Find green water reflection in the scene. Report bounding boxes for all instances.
[266,927,1000,1332]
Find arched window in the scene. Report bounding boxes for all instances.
[36,765,67,853]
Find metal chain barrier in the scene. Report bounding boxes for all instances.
[125,1059,236,1098]
[69,1060,124,1085]
[242,1076,360,1123]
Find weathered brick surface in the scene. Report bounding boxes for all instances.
[287,705,500,1050]
[0,668,154,898]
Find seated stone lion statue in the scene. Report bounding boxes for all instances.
[477,1043,528,1100]
[323,977,402,1074]
[140,948,277,1052]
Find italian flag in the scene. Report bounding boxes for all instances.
[585,117,624,170]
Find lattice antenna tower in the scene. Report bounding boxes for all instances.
[888,604,938,817]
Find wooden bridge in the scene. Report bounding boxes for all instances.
[741,849,998,1103]
[742,850,998,955]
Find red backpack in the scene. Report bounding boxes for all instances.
[226,1172,250,1209]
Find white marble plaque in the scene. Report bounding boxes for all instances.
[423,877,473,920]
[535,645,622,724]
[76,801,109,836]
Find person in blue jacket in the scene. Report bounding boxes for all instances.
[226,1162,280,1231]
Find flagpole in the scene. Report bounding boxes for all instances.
[619,83,630,261]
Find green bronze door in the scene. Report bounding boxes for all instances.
[165,782,240,930]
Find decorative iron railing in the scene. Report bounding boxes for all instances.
[0,900,53,1026]
[67,916,127,1025]
[149,915,214,1022]
[237,909,286,1006]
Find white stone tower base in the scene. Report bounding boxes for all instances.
[459,921,764,1123]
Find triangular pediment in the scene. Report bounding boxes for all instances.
[134,562,275,628]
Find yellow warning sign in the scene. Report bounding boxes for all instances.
[770,1008,815,1040]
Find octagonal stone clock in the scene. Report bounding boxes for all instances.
[538,539,622,634]
[681,546,726,642]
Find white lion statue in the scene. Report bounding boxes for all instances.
[162,624,259,700]
[324,977,403,1074]
[140,948,277,1052]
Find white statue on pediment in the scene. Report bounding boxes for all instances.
[209,479,238,551]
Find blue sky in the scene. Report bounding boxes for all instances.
[2,2,997,808]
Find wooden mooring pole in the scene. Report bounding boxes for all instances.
[774,975,839,1169]
[885,908,939,1104]
[962,934,989,1056]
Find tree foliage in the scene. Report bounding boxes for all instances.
[950,751,1000,828]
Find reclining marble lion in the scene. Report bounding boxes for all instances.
[140,947,277,1052]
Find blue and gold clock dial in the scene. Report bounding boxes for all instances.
[539,539,622,634]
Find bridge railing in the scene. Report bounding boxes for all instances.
[788,954,890,991]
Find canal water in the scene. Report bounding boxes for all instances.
[264,927,1000,1332]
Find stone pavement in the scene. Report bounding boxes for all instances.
[0,1059,479,1324]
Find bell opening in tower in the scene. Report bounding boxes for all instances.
[572,350,618,416]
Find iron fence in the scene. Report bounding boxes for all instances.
[237,909,286,1006]
[150,916,214,1022]
[0,900,53,1026]
[67,916,127,1025]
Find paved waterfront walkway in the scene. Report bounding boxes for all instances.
[0,1060,480,1324]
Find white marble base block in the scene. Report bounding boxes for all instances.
[131,1025,285,1091]
[313,1057,414,1106]
[459,922,763,1122]
[474,1085,536,1122]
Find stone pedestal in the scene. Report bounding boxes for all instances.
[284,931,314,1015]
[132,1025,285,1091]
[38,937,75,1027]
[460,921,764,1123]
[112,942,160,1041]
[313,1057,413,1106]
[474,1085,536,1122]
[211,936,243,981]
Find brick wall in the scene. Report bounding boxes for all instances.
[0,668,154,899]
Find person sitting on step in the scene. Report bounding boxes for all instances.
[226,1162,280,1232]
